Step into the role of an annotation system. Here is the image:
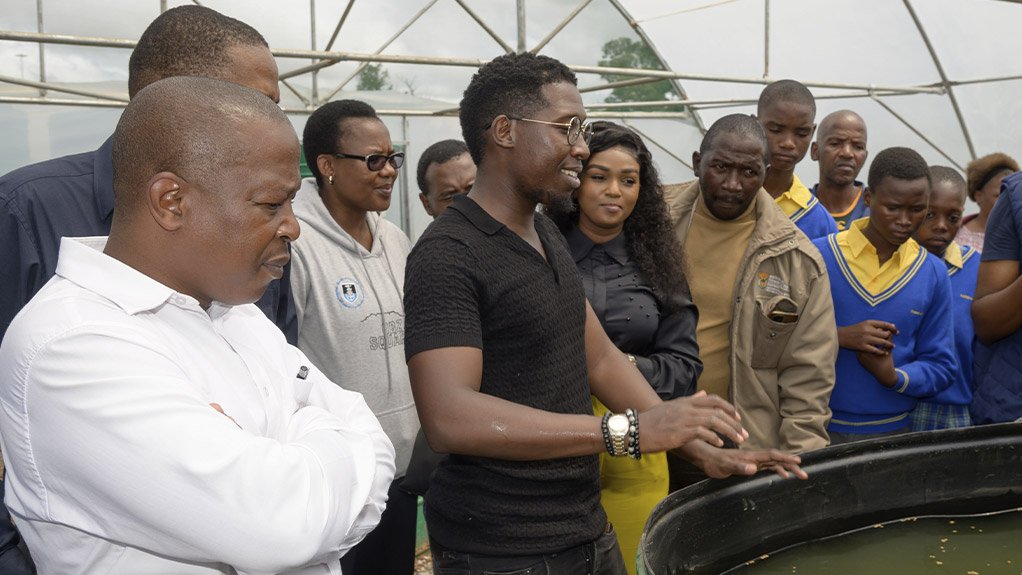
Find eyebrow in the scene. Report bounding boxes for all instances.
[586,163,639,173]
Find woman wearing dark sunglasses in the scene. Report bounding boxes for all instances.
[291,99,419,575]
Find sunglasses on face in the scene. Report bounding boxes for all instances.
[333,151,405,171]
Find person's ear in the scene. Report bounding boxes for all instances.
[491,115,515,150]
[692,151,702,177]
[316,155,335,186]
[147,173,186,231]
[418,192,436,218]
[810,142,819,162]
[864,187,873,208]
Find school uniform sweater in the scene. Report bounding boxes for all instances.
[813,223,957,434]
[775,174,838,240]
[924,242,979,406]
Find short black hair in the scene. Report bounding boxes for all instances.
[302,99,379,188]
[929,165,967,203]
[867,147,931,190]
[459,52,577,165]
[113,76,291,218]
[417,139,470,194]
[128,6,269,98]
[757,79,816,117]
[700,113,769,162]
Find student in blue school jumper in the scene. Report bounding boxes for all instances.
[910,166,979,430]
[756,79,838,240]
[812,147,957,444]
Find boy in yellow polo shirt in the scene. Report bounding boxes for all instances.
[811,147,957,444]
[757,80,838,240]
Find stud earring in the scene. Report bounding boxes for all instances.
[328,175,334,185]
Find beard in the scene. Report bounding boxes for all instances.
[544,188,577,213]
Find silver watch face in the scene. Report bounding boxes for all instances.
[607,414,629,435]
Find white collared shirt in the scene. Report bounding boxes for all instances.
[0,237,395,575]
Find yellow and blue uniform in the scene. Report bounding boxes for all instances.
[812,219,957,435]
[810,181,869,231]
[910,242,979,430]
[775,175,838,240]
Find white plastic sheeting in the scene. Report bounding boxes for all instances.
[1,0,1018,237]
[622,0,1022,177]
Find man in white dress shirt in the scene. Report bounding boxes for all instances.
[0,76,395,574]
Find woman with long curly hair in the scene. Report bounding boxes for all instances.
[545,121,701,575]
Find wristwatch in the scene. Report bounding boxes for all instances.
[606,413,629,457]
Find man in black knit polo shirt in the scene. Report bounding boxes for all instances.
[403,52,806,574]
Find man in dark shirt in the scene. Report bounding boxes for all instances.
[0,5,293,344]
[403,52,805,575]
[0,7,292,571]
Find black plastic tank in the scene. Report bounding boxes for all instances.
[638,423,1022,575]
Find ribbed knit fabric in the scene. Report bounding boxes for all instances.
[813,233,957,434]
[403,194,604,555]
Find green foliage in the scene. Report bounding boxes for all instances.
[357,63,392,91]
[598,37,685,112]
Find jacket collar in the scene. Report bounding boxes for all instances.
[666,179,802,251]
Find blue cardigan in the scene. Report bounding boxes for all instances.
[813,234,957,434]
[790,195,839,240]
[922,244,979,407]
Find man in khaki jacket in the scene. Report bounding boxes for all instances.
[664,114,836,487]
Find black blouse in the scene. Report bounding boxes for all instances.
[567,226,702,399]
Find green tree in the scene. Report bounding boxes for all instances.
[357,63,392,91]
[598,37,685,112]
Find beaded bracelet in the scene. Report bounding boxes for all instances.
[625,408,641,460]
[600,412,616,456]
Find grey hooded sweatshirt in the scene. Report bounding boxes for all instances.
[291,178,417,476]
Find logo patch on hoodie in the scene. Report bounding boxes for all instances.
[335,278,365,308]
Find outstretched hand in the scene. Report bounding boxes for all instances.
[676,439,807,480]
[639,391,748,453]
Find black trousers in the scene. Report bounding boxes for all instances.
[340,476,418,575]
[430,526,627,575]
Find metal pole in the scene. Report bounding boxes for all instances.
[870,94,964,171]
[0,73,129,102]
[0,95,124,108]
[310,0,318,103]
[902,0,976,160]
[763,0,770,79]
[452,0,514,54]
[0,30,950,95]
[605,0,702,131]
[530,0,593,54]
[622,120,694,169]
[36,0,46,96]
[160,0,167,12]
[579,76,666,94]
[324,0,355,51]
[399,115,410,235]
[517,0,526,52]
[320,0,440,103]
